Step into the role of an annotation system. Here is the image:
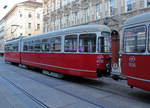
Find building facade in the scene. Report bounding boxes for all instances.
[4,0,43,41]
[43,0,150,51]
[0,19,6,55]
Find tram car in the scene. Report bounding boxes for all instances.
[5,38,21,65]
[4,25,111,78]
[122,12,150,91]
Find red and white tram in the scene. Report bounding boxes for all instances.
[5,25,111,78]
[5,38,21,65]
[122,12,150,91]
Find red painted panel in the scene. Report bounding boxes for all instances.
[122,54,150,91]
[5,52,21,63]
[127,78,150,91]
[21,52,110,78]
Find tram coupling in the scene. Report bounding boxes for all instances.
[96,56,112,77]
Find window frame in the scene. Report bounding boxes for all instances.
[126,0,133,12]
[98,31,111,53]
[123,25,147,53]
[79,33,97,53]
[28,13,32,18]
[96,3,100,19]
[50,36,61,52]
[109,0,115,16]
[64,34,78,52]
[148,24,150,52]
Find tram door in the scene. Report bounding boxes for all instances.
[111,30,121,75]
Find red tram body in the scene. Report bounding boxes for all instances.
[4,25,111,78]
[122,12,150,91]
[5,39,21,64]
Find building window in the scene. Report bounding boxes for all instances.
[110,0,115,16]
[53,21,56,31]
[67,0,70,4]
[37,13,40,19]
[59,0,62,8]
[96,4,100,19]
[126,0,133,12]
[59,18,62,29]
[53,1,56,11]
[28,23,31,29]
[28,13,32,18]
[66,15,70,27]
[20,14,22,17]
[74,12,78,25]
[37,24,40,30]
[146,0,150,7]
[84,8,88,23]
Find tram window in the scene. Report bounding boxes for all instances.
[28,41,33,52]
[5,44,11,52]
[148,26,150,52]
[50,37,61,52]
[12,43,19,52]
[124,26,146,53]
[98,37,110,53]
[33,40,41,52]
[79,34,96,53]
[4,45,7,51]
[41,38,51,52]
[64,35,77,52]
[23,42,28,51]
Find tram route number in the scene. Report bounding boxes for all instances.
[128,63,136,67]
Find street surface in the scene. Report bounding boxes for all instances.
[0,57,149,108]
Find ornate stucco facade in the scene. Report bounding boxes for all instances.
[0,19,6,55]
[43,0,150,51]
[4,0,43,40]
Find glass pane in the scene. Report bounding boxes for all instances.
[51,37,61,52]
[79,34,96,53]
[98,32,110,53]
[64,35,77,52]
[124,26,146,53]
[42,38,51,52]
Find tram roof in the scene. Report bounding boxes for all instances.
[123,12,150,27]
[5,37,22,44]
[22,25,110,40]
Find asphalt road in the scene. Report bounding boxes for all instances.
[0,57,149,108]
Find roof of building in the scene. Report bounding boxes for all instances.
[0,0,42,21]
[18,0,42,7]
[123,12,150,27]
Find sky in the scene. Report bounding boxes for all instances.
[0,0,42,20]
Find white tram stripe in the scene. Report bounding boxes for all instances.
[127,76,150,83]
[6,58,19,61]
[22,60,96,73]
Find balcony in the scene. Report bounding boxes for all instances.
[72,0,80,12]
[80,0,89,9]
[91,0,100,6]
[43,0,50,4]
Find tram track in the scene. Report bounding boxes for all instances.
[1,76,51,108]
[3,62,150,108]
[3,64,107,108]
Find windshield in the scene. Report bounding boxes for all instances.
[124,26,146,53]
[98,32,111,53]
